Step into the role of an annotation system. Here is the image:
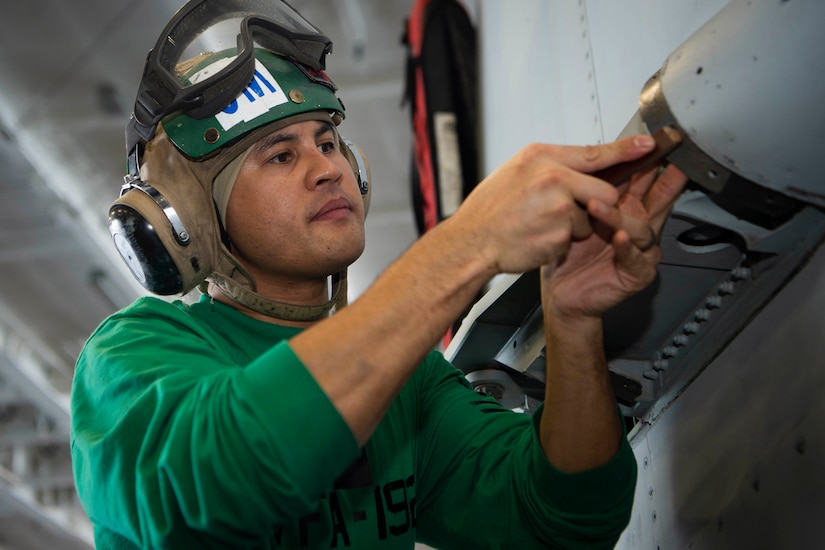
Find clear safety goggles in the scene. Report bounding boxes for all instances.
[131,0,332,133]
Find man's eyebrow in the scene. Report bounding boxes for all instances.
[315,120,335,140]
[253,131,295,156]
[253,121,336,156]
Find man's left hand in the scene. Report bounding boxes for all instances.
[542,161,688,319]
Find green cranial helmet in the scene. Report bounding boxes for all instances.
[111,10,371,322]
[163,48,346,159]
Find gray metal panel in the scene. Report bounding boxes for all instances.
[616,242,825,549]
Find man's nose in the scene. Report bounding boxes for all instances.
[305,149,343,189]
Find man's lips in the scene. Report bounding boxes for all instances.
[312,197,352,221]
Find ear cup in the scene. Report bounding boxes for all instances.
[109,184,186,294]
[109,178,213,295]
[109,197,183,294]
[340,136,371,216]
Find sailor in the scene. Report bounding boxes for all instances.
[71,0,687,547]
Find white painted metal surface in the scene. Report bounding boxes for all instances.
[470,1,825,548]
[478,0,728,166]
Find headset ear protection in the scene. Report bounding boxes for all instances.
[109,128,371,296]
[109,136,216,295]
[341,136,372,216]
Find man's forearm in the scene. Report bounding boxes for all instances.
[290,216,495,444]
[539,310,623,473]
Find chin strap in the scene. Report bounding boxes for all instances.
[210,270,348,322]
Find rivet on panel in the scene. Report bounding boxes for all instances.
[289,89,305,103]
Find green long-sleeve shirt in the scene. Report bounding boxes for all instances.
[71,295,636,549]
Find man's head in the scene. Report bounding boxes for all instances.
[109,0,370,321]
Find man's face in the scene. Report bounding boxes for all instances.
[224,119,366,285]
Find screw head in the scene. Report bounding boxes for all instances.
[204,127,220,144]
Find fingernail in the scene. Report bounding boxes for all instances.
[634,135,655,148]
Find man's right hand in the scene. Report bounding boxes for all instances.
[449,135,661,276]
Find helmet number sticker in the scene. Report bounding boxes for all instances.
[215,60,288,131]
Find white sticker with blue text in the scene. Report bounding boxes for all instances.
[212,60,288,130]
